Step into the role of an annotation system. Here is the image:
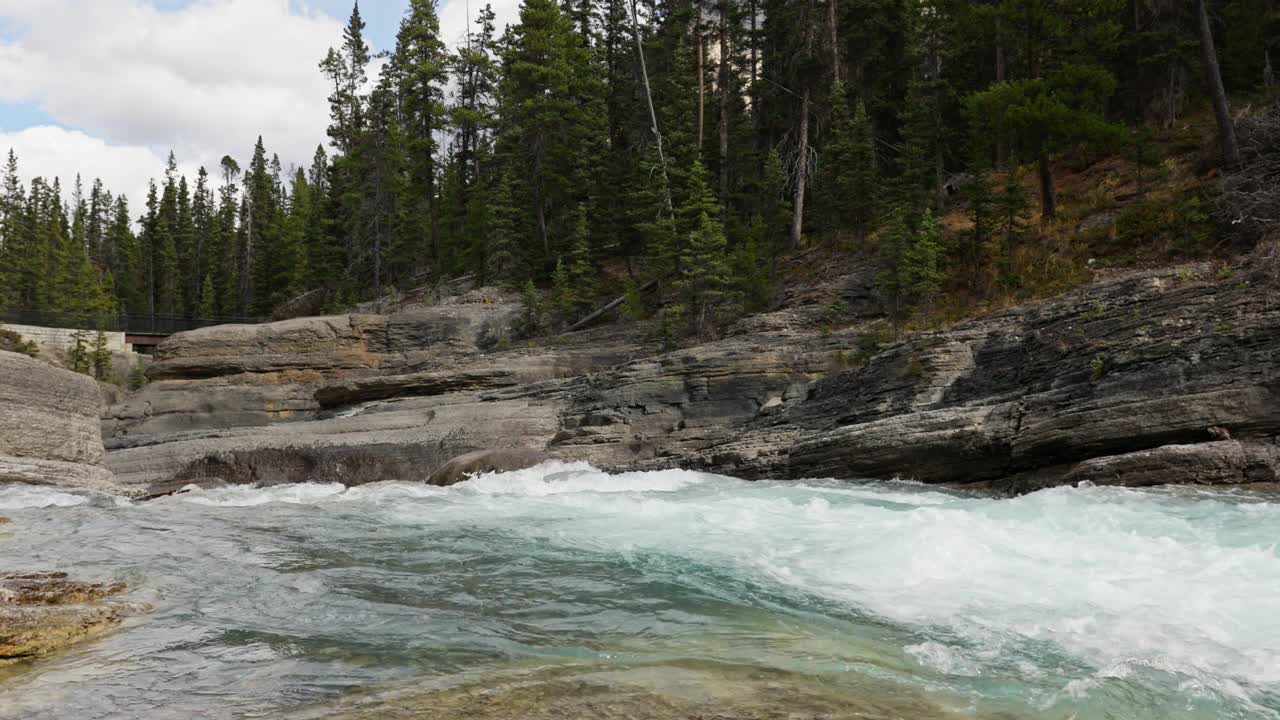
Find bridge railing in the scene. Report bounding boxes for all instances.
[0,309,259,335]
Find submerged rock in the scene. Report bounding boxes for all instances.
[427,448,552,487]
[293,662,962,720]
[0,571,138,666]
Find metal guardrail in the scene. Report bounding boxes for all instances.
[0,309,260,336]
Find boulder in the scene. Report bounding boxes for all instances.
[0,351,121,494]
[0,571,140,666]
[427,449,552,487]
[147,315,388,380]
[147,442,470,498]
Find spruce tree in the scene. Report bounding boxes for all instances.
[0,151,23,311]
[817,81,877,241]
[274,169,311,305]
[66,329,91,375]
[215,156,241,316]
[879,207,946,334]
[496,0,607,276]
[110,196,145,315]
[674,160,733,340]
[176,175,196,315]
[199,275,217,319]
[393,0,448,276]
[565,205,595,312]
[758,148,789,274]
[550,258,574,322]
[191,168,215,315]
[92,328,113,382]
[243,137,280,315]
[486,170,521,284]
[305,146,344,292]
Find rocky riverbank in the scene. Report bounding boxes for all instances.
[3,258,1278,499]
[0,570,139,666]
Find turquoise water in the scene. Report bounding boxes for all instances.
[1,463,1278,718]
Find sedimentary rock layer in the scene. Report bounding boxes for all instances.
[0,351,121,494]
[99,261,1280,496]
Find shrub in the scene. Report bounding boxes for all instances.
[1090,356,1106,381]
[0,325,39,357]
[1115,190,1214,260]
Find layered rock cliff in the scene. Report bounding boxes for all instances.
[90,259,1280,497]
[0,351,121,494]
[700,261,1280,492]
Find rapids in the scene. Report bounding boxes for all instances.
[1,462,1278,718]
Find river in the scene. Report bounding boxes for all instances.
[2,462,1278,718]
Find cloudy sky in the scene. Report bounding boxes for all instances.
[0,0,520,207]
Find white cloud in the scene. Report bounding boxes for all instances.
[0,0,343,179]
[0,0,527,208]
[439,0,522,49]
[0,125,207,212]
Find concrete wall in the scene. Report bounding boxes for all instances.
[3,323,130,353]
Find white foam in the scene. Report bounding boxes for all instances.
[0,485,90,509]
[116,462,1280,700]
[165,482,349,507]
[412,466,1280,697]
[455,461,720,496]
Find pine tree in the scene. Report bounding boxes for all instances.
[520,277,546,334]
[110,195,145,315]
[551,258,574,322]
[0,150,24,312]
[565,205,595,312]
[92,327,113,382]
[243,136,280,315]
[879,207,945,334]
[321,1,372,155]
[175,175,196,315]
[273,169,311,305]
[487,170,521,284]
[305,146,344,292]
[215,156,241,316]
[758,148,789,274]
[344,66,408,304]
[191,168,215,316]
[199,274,217,319]
[66,328,91,375]
[393,0,449,277]
[496,0,607,276]
[817,80,877,241]
[674,160,733,340]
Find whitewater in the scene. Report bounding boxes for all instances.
[1,462,1278,718]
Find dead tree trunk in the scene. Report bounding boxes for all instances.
[1196,0,1243,170]
[995,39,1008,168]
[629,0,674,218]
[790,87,811,249]
[1038,148,1057,219]
[698,42,706,150]
[718,0,732,200]
[828,0,840,83]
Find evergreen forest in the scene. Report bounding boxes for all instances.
[1,0,1277,341]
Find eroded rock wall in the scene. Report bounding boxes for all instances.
[0,351,120,494]
[101,261,1280,496]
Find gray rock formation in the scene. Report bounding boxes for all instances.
[100,260,1280,497]
[703,262,1280,492]
[427,448,552,487]
[0,351,120,494]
